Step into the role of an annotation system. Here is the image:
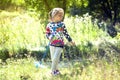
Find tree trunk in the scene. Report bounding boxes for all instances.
[113,0,118,25]
[44,0,51,12]
[100,0,112,21]
[62,0,67,21]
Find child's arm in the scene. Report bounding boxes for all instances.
[63,24,75,45]
[46,25,53,40]
[63,25,72,41]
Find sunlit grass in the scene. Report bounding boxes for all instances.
[0,11,47,55]
[0,10,120,80]
[0,11,119,56]
[0,58,119,80]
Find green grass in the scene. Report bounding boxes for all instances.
[0,10,46,56]
[0,11,120,56]
[0,58,119,80]
[0,10,120,80]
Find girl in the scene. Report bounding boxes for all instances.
[46,8,74,76]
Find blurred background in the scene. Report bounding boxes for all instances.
[0,0,120,80]
[0,0,120,63]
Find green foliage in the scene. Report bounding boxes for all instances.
[11,0,25,6]
[0,10,120,61]
[0,0,11,9]
[0,11,46,58]
[0,10,120,80]
[23,0,68,20]
[0,0,25,10]
[1,0,120,22]
[88,0,120,21]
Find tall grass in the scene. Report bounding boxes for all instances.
[0,11,120,59]
[0,11,120,80]
[0,11,47,56]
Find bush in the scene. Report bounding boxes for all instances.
[0,48,9,61]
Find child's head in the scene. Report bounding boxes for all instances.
[49,8,64,22]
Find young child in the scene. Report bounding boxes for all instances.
[46,8,74,76]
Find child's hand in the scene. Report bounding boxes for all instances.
[70,41,75,46]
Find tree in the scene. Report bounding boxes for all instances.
[0,0,12,10]
[24,0,68,19]
[88,0,120,25]
[88,0,120,37]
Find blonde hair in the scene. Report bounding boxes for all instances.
[49,8,64,20]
